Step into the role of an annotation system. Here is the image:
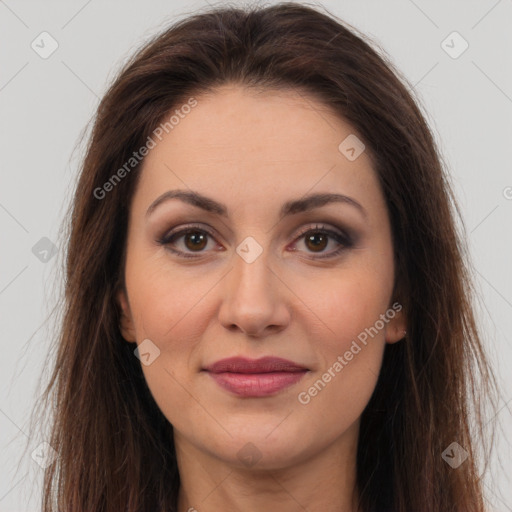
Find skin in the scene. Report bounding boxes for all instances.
[117,84,406,512]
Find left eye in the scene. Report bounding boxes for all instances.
[289,225,353,259]
[159,224,352,259]
[293,229,346,254]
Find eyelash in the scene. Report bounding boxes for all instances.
[157,223,353,260]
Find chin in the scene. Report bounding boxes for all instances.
[198,419,322,471]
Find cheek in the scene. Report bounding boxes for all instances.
[294,262,394,347]
[126,251,217,342]
[291,265,392,412]
[129,269,212,431]
[294,316,386,444]
[125,259,219,413]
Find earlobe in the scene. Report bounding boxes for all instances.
[385,327,407,344]
[384,308,407,344]
[116,288,137,343]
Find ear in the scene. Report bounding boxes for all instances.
[384,301,407,344]
[116,286,137,343]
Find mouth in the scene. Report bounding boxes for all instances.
[202,356,309,397]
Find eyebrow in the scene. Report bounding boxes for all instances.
[145,190,367,219]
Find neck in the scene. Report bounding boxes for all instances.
[175,423,360,512]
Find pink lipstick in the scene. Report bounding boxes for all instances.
[203,356,308,397]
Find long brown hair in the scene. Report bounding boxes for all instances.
[31,2,498,510]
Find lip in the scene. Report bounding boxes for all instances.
[203,357,309,397]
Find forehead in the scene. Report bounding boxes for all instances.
[133,84,384,221]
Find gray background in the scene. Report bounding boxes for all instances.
[0,0,511,510]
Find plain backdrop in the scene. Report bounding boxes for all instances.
[0,0,511,510]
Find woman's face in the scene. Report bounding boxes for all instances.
[117,84,406,470]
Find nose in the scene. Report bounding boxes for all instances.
[218,247,291,338]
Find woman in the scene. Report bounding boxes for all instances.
[33,2,498,511]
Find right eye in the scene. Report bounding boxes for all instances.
[158,224,220,259]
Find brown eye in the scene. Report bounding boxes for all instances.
[183,231,208,251]
[304,232,329,252]
[292,224,354,260]
[159,225,218,259]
